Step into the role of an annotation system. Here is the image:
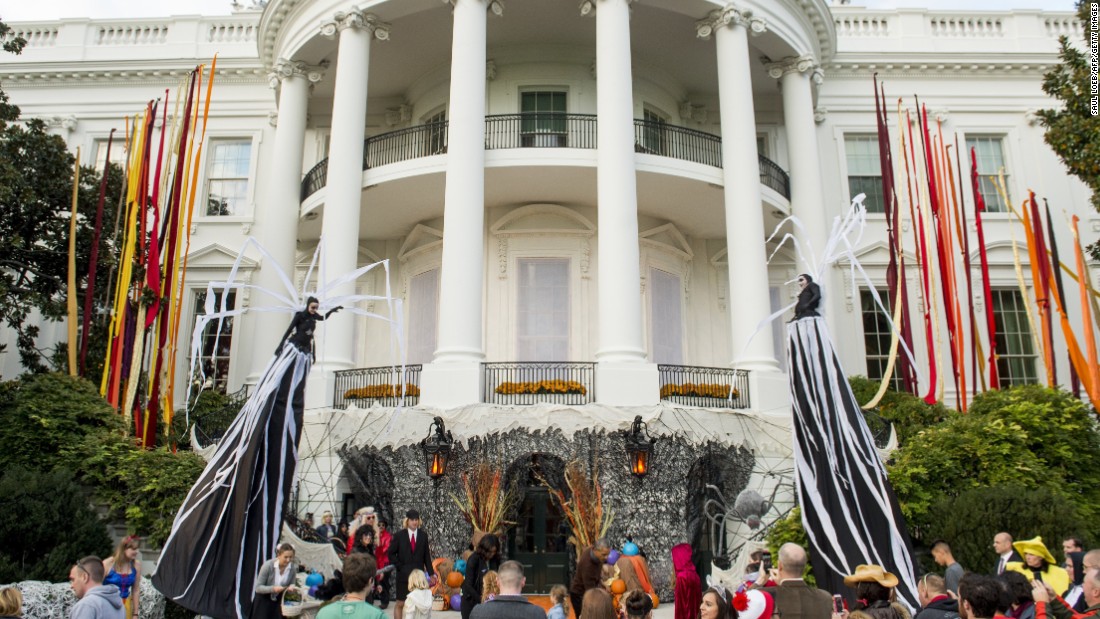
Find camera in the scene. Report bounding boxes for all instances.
[761,551,772,572]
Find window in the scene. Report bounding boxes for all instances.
[966,136,1010,212]
[860,289,904,391]
[990,289,1038,386]
[424,110,447,156]
[520,91,567,147]
[516,258,569,361]
[205,139,253,216]
[649,268,683,364]
[407,268,440,365]
[845,135,885,213]
[93,139,127,172]
[757,135,768,158]
[640,108,667,155]
[192,290,236,393]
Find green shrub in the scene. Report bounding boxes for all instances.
[0,467,111,582]
[167,389,244,449]
[921,485,1090,575]
[849,376,955,444]
[765,507,815,586]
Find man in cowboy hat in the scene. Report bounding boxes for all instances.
[753,543,832,619]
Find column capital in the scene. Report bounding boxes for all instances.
[319,10,391,40]
[443,0,505,17]
[267,58,327,89]
[765,54,822,81]
[695,4,766,39]
[579,0,637,17]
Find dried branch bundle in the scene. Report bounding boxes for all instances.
[539,459,613,550]
[451,462,517,534]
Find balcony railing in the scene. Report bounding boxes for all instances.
[482,362,596,405]
[658,364,750,409]
[333,365,422,410]
[299,116,791,201]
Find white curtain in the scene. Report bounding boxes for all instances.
[649,268,683,364]
[407,268,440,364]
[516,258,570,361]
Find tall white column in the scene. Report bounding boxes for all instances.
[768,55,839,332]
[249,60,322,382]
[315,10,389,383]
[589,0,658,405]
[698,6,780,373]
[420,0,497,408]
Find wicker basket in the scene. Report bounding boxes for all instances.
[280,590,303,617]
[431,595,446,612]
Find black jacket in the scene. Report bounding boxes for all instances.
[915,596,960,619]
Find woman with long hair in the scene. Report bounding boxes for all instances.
[253,544,299,619]
[460,534,500,619]
[699,587,736,619]
[103,537,141,619]
[580,588,617,619]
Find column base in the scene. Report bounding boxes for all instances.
[420,361,483,409]
[595,362,659,406]
[748,369,791,417]
[305,367,335,411]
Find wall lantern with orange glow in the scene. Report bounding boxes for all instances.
[420,416,453,480]
[625,415,657,478]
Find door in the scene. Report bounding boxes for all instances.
[509,489,569,593]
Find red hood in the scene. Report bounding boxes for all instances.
[672,543,697,575]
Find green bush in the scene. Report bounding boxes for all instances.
[0,467,112,582]
[849,376,955,444]
[921,485,1089,575]
[167,389,244,449]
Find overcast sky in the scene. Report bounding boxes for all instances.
[0,0,1080,21]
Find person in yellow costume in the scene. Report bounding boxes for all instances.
[1007,537,1071,596]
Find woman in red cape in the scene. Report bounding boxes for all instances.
[672,543,701,619]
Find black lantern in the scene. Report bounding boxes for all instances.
[420,416,454,479]
[625,415,657,478]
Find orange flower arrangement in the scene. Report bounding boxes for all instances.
[494,380,587,395]
[659,383,739,399]
[344,383,421,399]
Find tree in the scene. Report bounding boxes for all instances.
[0,16,124,375]
[1038,1,1100,259]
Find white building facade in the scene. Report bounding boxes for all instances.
[2,0,1096,591]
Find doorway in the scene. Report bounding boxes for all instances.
[506,454,570,593]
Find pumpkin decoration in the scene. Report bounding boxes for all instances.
[447,571,465,588]
[610,579,626,595]
[649,593,659,609]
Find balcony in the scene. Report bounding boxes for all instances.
[482,362,596,406]
[333,365,422,410]
[658,364,751,409]
[299,114,790,201]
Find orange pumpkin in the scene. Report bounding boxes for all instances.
[610,579,626,594]
[446,572,464,588]
[649,593,659,609]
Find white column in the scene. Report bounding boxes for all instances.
[769,55,840,332]
[698,6,780,372]
[312,10,389,404]
[590,0,658,405]
[249,60,323,382]
[420,0,497,408]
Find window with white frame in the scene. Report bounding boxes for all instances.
[407,268,440,365]
[93,138,127,173]
[205,139,253,216]
[520,91,567,147]
[424,110,447,156]
[990,288,1038,386]
[640,108,667,155]
[860,289,904,391]
[845,135,885,213]
[649,268,683,364]
[192,290,235,393]
[966,136,1010,212]
[516,258,569,361]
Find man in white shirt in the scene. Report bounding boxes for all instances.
[993,532,1022,575]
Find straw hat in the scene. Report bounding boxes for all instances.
[1013,537,1057,565]
[843,565,900,588]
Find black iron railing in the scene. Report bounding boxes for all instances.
[299,116,791,201]
[634,119,722,167]
[657,364,750,409]
[758,155,791,199]
[334,365,422,410]
[485,113,598,150]
[861,410,895,449]
[482,362,596,405]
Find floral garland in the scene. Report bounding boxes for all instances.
[494,380,587,395]
[659,382,739,399]
[343,384,421,399]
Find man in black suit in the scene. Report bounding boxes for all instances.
[993,532,1022,575]
[388,509,433,619]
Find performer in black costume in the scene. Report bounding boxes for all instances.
[153,299,340,619]
[792,273,822,320]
